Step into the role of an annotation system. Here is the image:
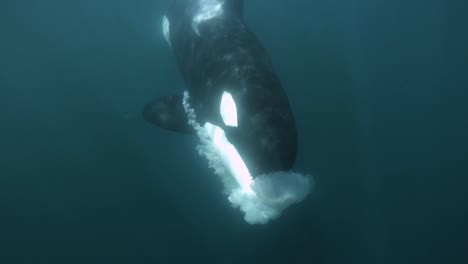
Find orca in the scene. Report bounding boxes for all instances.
[144,0,312,224]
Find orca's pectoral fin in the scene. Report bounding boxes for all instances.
[143,94,194,134]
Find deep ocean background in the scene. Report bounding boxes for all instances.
[1,0,467,263]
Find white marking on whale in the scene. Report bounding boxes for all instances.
[220,91,238,127]
[162,15,171,47]
[204,122,253,193]
[192,0,224,35]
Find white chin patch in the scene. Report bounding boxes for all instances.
[192,0,224,35]
[220,91,238,127]
[162,15,171,47]
[182,91,313,224]
[203,122,253,192]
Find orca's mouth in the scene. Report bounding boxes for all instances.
[182,91,312,224]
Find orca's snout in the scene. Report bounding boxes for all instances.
[226,108,298,176]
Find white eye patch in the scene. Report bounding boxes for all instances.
[220,91,238,127]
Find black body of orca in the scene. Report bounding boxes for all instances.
[144,0,298,177]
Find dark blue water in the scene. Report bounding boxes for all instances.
[1,0,467,263]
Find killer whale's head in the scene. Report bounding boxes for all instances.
[182,89,298,181]
[181,91,310,224]
[218,91,298,177]
[146,92,306,226]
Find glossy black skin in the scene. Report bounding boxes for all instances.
[165,0,297,176]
